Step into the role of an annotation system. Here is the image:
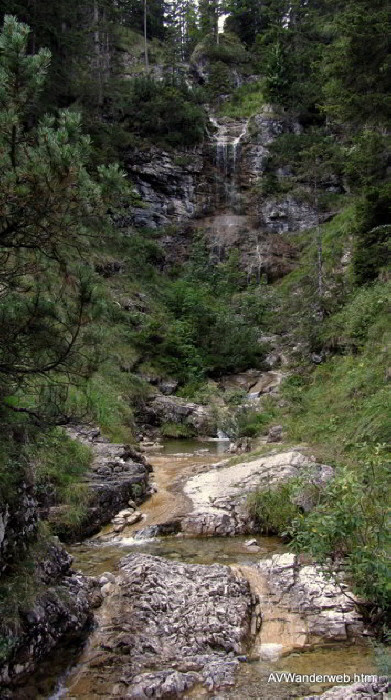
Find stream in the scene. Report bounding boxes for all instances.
[19,439,375,700]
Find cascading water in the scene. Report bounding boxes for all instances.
[210,115,249,211]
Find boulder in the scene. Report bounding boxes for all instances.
[43,425,153,542]
[141,395,215,436]
[180,449,334,536]
[303,679,389,699]
[257,553,367,648]
[267,425,283,443]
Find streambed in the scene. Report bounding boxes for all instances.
[29,439,376,700]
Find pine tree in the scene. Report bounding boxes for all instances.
[322,0,391,126]
[198,0,220,42]
[0,15,126,423]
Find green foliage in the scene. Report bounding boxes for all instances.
[225,0,268,46]
[344,131,391,191]
[372,632,391,675]
[234,407,274,438]
[248,482,302,536]
[0,16,127,426]
[291,454,391,622]
[323,280,391,352]
[322,2,391,126]
[219,81,264,118]
[30,428,92,530]
[254,1,324,116]
[119,76,207,147]
[352,186,391,285]
[32,428,92,501]
[160,422,196,438]
[193,32,249,65]
[125,234,268,386]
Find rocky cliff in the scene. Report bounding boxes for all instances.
[0,427,153,691]
[122,107,325,283]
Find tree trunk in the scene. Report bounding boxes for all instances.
[93,0,103,104]
[144,0,149,70]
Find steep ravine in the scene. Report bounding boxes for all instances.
[3,115,384,699]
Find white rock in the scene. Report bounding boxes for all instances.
[101,582,115,597]
[125,511,143,526]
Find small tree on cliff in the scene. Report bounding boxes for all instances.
[0,15,127,426]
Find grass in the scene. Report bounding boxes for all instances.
[31,429,92,532]
[219,81,265,118]
[249,202,391,623]
[276,272,391,466]
[248,482,302,536]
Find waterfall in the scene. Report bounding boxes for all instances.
[209,116,248,209]
[232,121,248,175]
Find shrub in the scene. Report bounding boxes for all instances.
[248,483,302,535]
[31,429,92,529]
[291,455,391,624]
[352,185,391,285]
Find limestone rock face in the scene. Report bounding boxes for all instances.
[243,110,300,182]
[181,450,334,536]
[124,147,205,229]
[258,553,366,645]
[67,553,255,697]
[0,543,97,688]
[258,195,319,235]
[141,395,215,436]
[44,425,153,541]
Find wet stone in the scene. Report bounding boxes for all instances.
[67,553,255,697]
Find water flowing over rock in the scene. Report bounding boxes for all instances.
[66,553,255,698]
[121,107,322,283]
[180,450,334,536]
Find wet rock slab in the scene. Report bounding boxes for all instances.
[68,553,255,697]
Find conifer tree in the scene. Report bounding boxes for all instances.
[0,15,126,423]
